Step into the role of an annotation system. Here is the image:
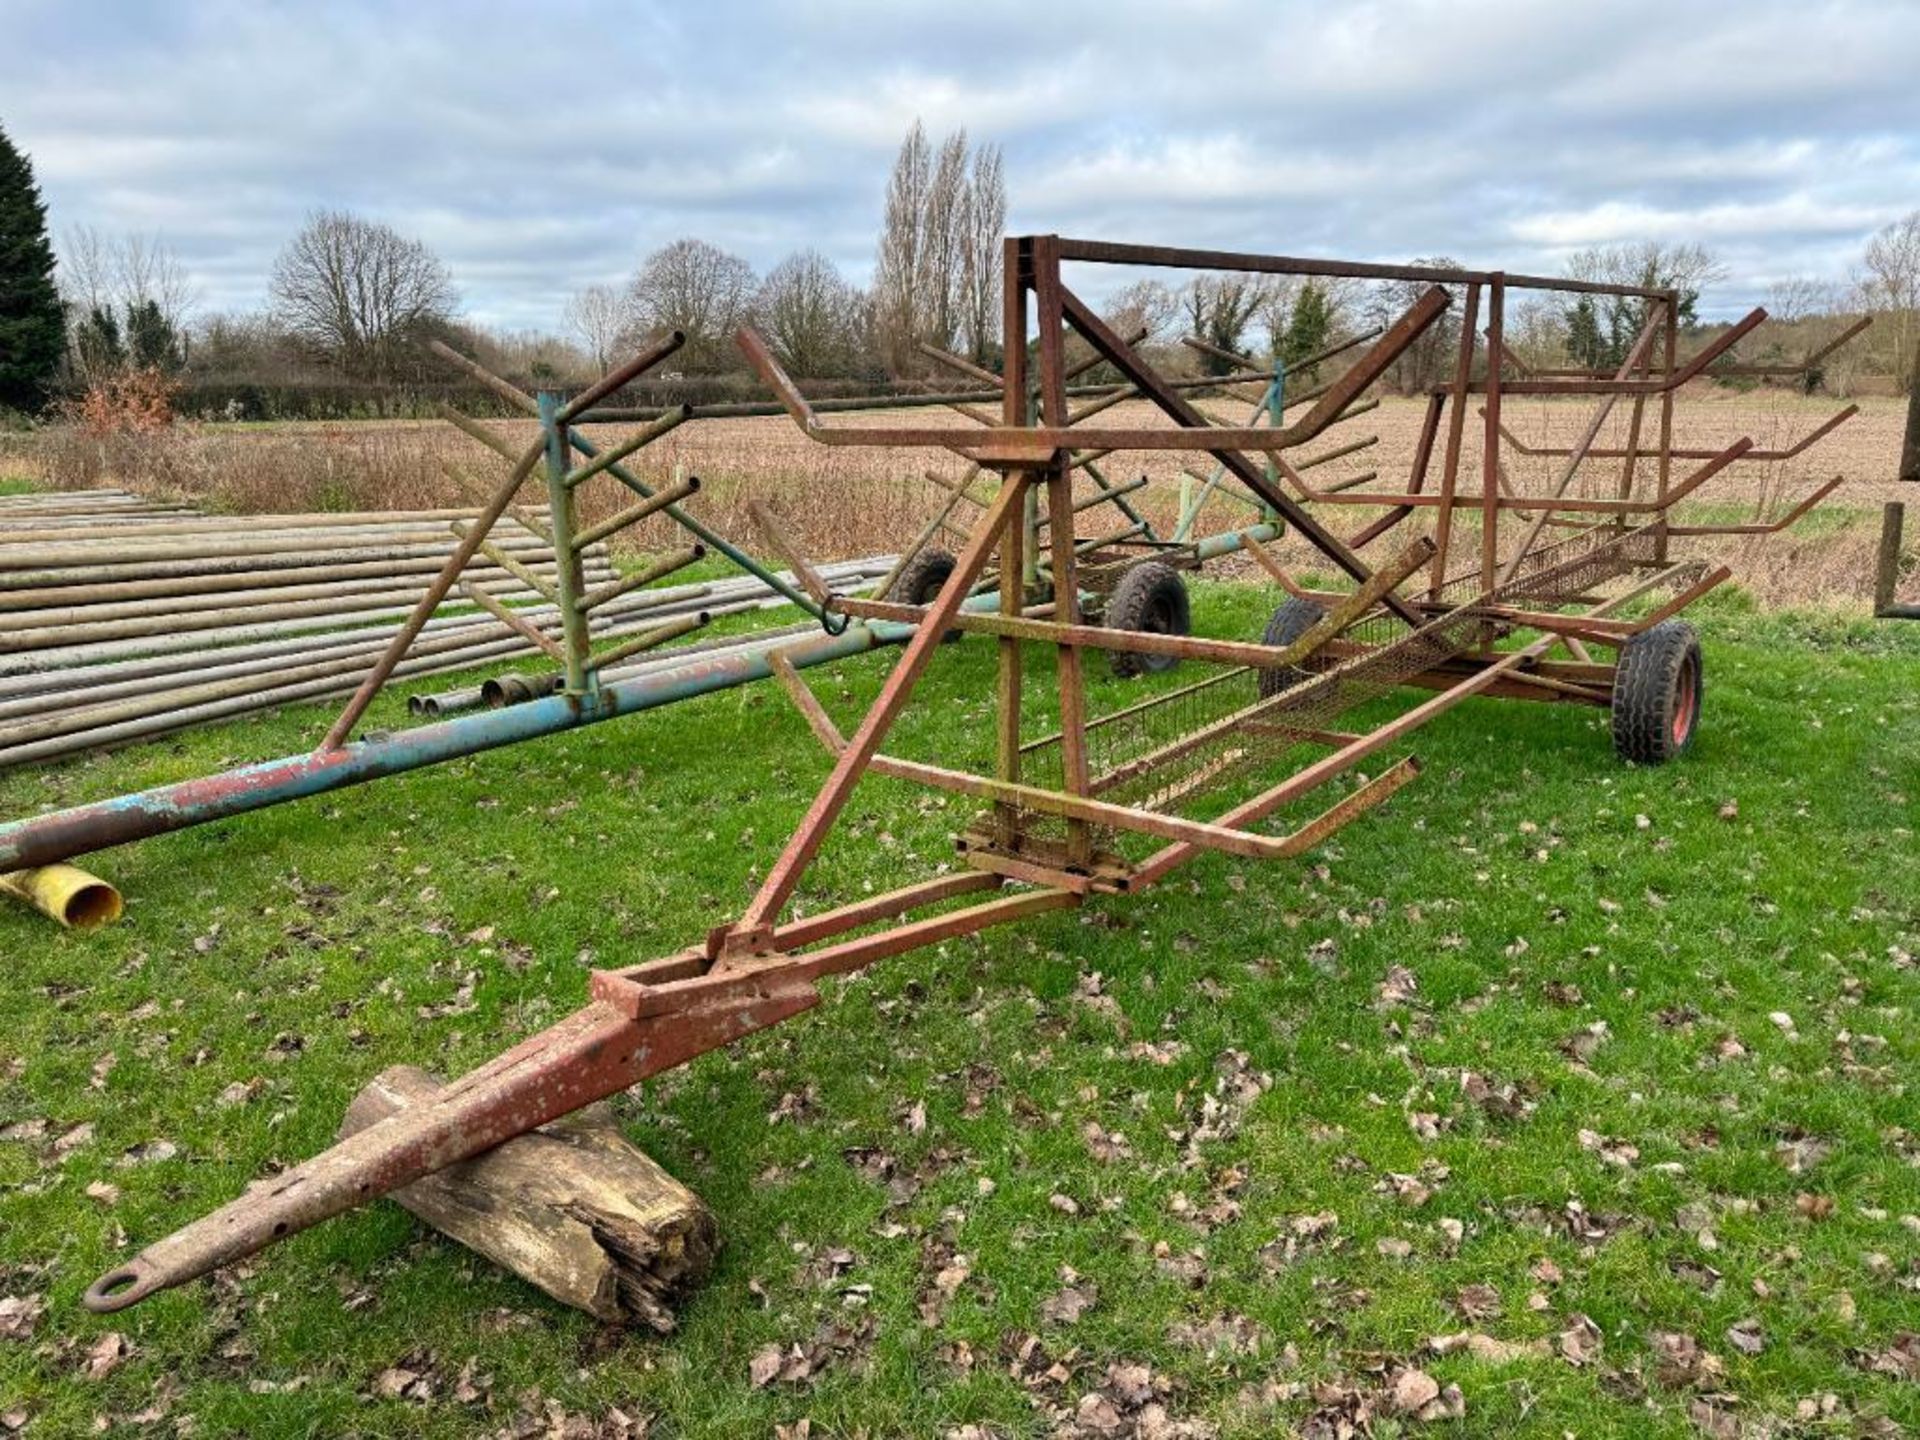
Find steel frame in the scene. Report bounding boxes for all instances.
[82,235,1864,1314]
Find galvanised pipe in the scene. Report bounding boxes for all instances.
[0,508,557,547]
[0,536,578,591]
[0,557,889,687]
[0,550,598,614]
[0,612,612,750]
[0,561,895,751]
[2,575,617,651]
[0,567,858,720]
[3,563,617,633]
[0,524,574,571]
[0,616,921,869]
[0,593,557,700]
[408,687,489,719]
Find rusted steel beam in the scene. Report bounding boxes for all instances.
[562,409,695,491]
[733,287,1446,465]
[1054,287,1429,626]
[84,989,804,1313]
[1048,236,1666,299]
[555,331,688,423]
[726,477,1032,948]
[1466,309,1766,396]
[577,544,706,612]
[1428,283,1480,600]
[748,500,834,607]
[1347,391,1442,551]
[459,581,568,662]
[1664,476,1844,535]
[1277,438,1754,514]
[1496,404,1859,462]
[863,749,1416,861]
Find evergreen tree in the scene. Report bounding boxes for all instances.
[1566,295,1605,370]
[125,297,185,372]
[1280,281,1333,380]
[0,124,64,414]
[74,304,125,377]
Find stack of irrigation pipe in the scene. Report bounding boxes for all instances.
[0,487,202,527]
[0,509,893,768]
[0,498,622,768]
[0,334,909,928]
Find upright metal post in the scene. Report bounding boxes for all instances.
[1656,291,1679,562]
[1428,283,1481,600]
[998,237,1032,849]
[1901,348,1920,483]
[1263,351,1287,516]
[1481,276,1505,590]
[538,392,594,694]
[1033,235,1093,869]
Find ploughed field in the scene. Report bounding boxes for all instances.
[4,390,1909,613]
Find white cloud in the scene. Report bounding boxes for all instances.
[1,0,1915,329]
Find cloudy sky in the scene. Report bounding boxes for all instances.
[4,0,1916,332]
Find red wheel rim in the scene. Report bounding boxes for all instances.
[1671,659,1697,746]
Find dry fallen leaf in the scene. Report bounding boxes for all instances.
[1389,1368,1440,1413]
[748,1344,784,1389]
[1558,1313,1604,1366]
[82,1333,129,1381]
[1377,965,1419,1006]
[0,1296,45,1342]
[1428,1331,1549,1364]
[1040,1282,1098,1326]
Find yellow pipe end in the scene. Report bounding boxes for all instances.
[0,865,125,930]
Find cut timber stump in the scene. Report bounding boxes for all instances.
[339,1065,717,1331]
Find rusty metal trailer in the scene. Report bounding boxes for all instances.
[78,235,1863,1314]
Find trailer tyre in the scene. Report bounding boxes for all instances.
[1258,595,1326,698]
[890,547,957,606]
[889,547,962,641]
[1106,563,1191,678]
[1611,619,1702,764]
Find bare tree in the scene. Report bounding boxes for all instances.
[627,237,757,374]
[919,130,970,351]
[270,209,456,378]
[958,144,1005,366]
[61,225,195,329]
[874,122,1007,374]
[1181,274,1267,373]
[1860,211,1920,390]
[874,121,932,374]
[1366,261,1466,394]
[1103,279,1179,346]
[1564,241,1725,330]
[564,283,632,373]
[1766,275,1841,325]
[753,250,861,378]
[60,226,198,379]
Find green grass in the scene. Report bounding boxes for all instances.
[2,584,1918,1438]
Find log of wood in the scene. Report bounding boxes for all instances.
[338,1065,718,1331]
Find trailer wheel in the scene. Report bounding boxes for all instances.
[1611,620,1702,764]
[1106,563,1191,678]
[889,547,962,642]
[1258,595,1326,698]
[890,547,957,606]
